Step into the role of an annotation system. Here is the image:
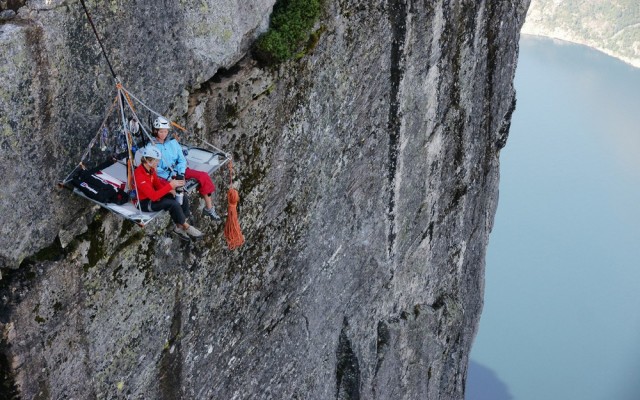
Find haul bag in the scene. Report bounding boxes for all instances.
[71,169,130,205]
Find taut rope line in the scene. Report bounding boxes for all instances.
[79,0,117,80]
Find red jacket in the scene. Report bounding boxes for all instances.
[134,164,172,202]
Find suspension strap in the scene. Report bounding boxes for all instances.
[228,160,234,186]
[118,83,136,112]
[79,0,117,80]
[171,121,188,132]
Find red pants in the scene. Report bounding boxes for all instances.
[158,168,215,197]
[185,167,215,196]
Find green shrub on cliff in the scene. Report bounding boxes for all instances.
[255,0,322,64]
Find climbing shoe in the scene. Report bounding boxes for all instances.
[184,225,204,238]
[203,207,222,222]
[173,226,191,241]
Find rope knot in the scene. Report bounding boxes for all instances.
[227,188,240,206]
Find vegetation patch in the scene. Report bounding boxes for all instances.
[254,0,323,65]
[301,25,327,57]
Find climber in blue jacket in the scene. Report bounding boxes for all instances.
[151,116,222,222]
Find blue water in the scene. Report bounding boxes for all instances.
[468,36,640,400]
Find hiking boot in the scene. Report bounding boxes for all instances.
[173,226,190,241]
[202,207,221,222]
[184,225,203,238]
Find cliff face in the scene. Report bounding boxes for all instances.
[0,0,529,398]
[0,0,274,269]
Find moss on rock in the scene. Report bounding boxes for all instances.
[254,0,323,65]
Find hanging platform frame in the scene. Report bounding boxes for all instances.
[60,83,231,227]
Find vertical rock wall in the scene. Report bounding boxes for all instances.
[0,0,529,398]
[0,0,274,269]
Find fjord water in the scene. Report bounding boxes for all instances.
[467,36,640,400]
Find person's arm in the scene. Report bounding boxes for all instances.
[153,174,185,195]
[136,170,172,202]
[172,140,187,176]
[152,144,171,180]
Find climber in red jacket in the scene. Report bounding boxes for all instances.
[134,146,203,239]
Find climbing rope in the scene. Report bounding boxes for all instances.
[224,161,244,250]
[79,0,117,80]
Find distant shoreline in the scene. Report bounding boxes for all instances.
[520,32,640,70]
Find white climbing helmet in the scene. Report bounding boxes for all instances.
[153,116,171,130]
[140,145,161,160]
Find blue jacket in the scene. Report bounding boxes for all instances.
[153,139,186,180]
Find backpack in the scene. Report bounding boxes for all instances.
[72,169,130,205]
